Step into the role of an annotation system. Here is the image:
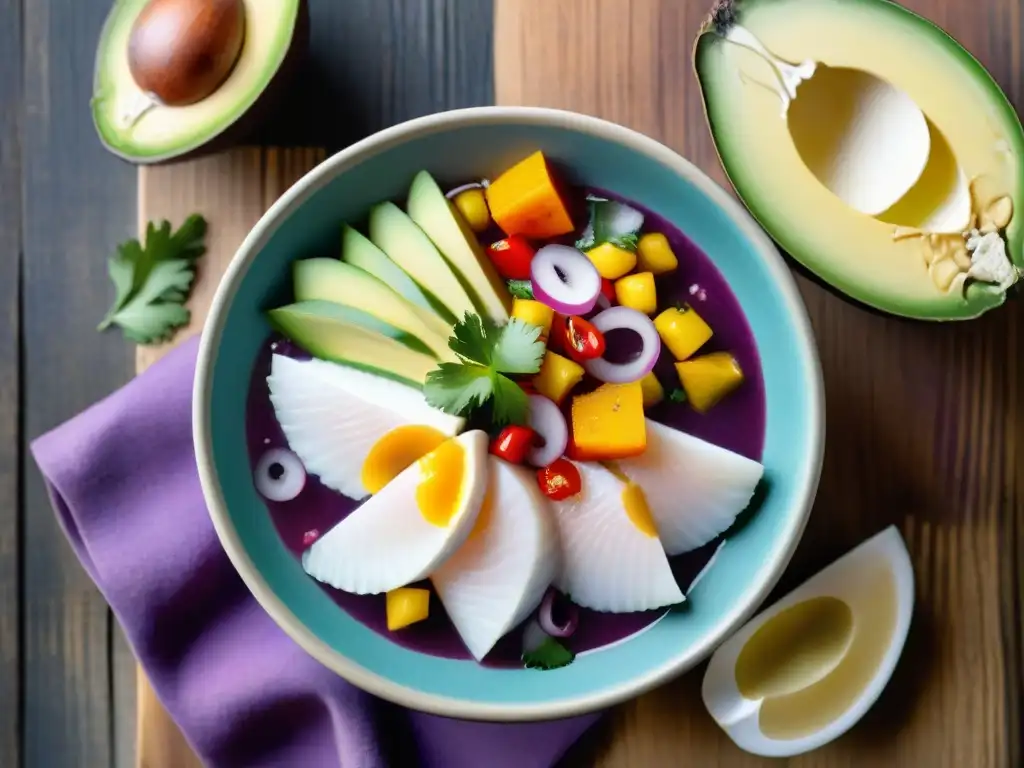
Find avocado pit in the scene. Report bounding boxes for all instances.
[127,0,246,107]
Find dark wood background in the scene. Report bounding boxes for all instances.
[2,0,1022,767]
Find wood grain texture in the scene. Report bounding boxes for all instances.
[0,0,21,766]
[495,1,1023,767]
[21,0,137,766]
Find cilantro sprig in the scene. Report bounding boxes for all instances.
[522,637,575,671]
[97,214,207,344]
[424,313,545,427]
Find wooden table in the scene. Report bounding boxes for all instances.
[4,1,1021,766]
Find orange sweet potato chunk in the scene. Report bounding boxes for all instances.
[485,151,575,239]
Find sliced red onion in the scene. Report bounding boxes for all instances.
[594,293,612,311]
[254,448,307,502]
[538,589,579,638]
[526,395,568,468]
[444,179,490,199]
[530,245,601,316]
[583,306,662,384]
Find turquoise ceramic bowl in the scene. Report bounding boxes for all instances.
[194,107,824,721]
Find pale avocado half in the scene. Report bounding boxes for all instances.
[92,0,306,164]
[694,0,1024,320]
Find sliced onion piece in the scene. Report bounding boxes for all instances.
[526,395,568,468]
[254,447,307,502]
[444,179,490,199]
[530,244,601,316]
[583,306,662,384]
[538,589,579,638]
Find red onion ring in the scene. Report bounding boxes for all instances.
[583,306,662,384]
[444,179,490,199]
[538,589,579,638]
[526,395,568,468]
[530,245,601,316]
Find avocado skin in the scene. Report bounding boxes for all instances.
[93,0,309,165]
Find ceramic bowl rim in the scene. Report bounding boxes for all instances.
[193,105,825,721]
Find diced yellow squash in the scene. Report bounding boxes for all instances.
[386,587,431,631]
[512,298,555,338]
[639,372,665,408]
[654,305,713,360]
[485,151,575,238]
[614,272,657,315]
[570,382,647,460]
[636,232,679,275]
[533,350,585,405]
[585,242,637,280]
[674,352,744,413]
[452,188,491,233]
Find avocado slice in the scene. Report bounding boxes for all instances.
[92,0,305,164]
[341,225,438,316]
[406,171,513,324]
[694,0,1024,320]
[292,258,456,361]
[368,202,476,325]
[267,302,437,389]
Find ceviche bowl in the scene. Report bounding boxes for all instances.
[194,106,824,721]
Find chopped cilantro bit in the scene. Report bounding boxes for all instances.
[575,195,644,252]
[669,388,688,403]
[97,214,207,344]
[507,279,534,300]
[522,637,575,671]
[424,313,545,427]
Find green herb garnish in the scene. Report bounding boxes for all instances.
[522,637,575,671]
[574,195,643,252]
[669,388,688,403]
[507,279,534,300]
[97,214,207,344]
[424,313,545,426]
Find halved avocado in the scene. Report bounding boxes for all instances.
[92,0,307,164]
[694,0,1024,320]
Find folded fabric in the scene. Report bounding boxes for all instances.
[30,335,600,768]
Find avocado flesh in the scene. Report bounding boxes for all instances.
[292,258,455,361]
[406,171,512,325]
[694,0,1024,320]
[92,0,301,162]
[267,302,437,389]
[368,202,476,325]
[340,225,437,316]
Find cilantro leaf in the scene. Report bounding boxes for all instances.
[522,637,575,671]
[507,279,534,300]
[424,363,494,417]
[98,214,208,344]
[574,195,643,252]
[490,318,545,374]
[669,387,688,403]
[424,313,546,428]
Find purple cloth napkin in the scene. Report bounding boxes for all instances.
[30,335,600,768]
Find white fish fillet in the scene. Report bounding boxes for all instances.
[614,419,764,555]
[431,459,560,661]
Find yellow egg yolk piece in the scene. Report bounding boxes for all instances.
[467,484,495,540]
[621,482,658,537]
[416,438,466,527]
[361,425,448,495]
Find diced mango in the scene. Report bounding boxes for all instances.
[452,188,491,233]
[485,151,575,238]
[533,350,585,405]
[614,272,657,315]
[674,352,744,413]
[586,242,637,280]
[639,372,665,408]
[512,298,555,338]
[654,305,713,361]
[386,587,431,631]
[571,382,646,460]
[636,232,679,275]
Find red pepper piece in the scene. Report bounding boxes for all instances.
[537,458,583,501]
[489,425,537,465]
[600,278,616,304]
[562,315,606,363]
[485,235,536,280]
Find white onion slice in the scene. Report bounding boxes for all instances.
[254,448,307,502]
[526,395,568,468]
[583,306,662,384]
[530,245,601,316]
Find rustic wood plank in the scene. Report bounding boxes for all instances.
[21,0,137,766]
[496,1,1022,766]
[0,0,21,765]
